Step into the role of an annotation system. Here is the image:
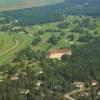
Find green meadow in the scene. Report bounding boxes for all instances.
[0,32,32,65]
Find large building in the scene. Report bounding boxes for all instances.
[47,48,72,59]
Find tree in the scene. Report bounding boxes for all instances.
[57,22,70,29]
[61,54,70,61]
[32,36,41,45]
[67,34,74,41]
[47,34,59,45]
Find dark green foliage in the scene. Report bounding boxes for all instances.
[32,36,41,45]
[61,54,70,61]
[70,26,83,33]
[47,34,60,45]
[67,34,74,41]
[57,22,70,29]
[78,34,93,42]
[45,29,61,33]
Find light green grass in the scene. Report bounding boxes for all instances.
[0,31,32,65]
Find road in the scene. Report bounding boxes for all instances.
[0,39,19,56]
[64,89,87,100]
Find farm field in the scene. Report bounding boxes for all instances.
[0,0,64,11]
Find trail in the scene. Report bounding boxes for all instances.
[0,39,19,57]
[64,89,87,100]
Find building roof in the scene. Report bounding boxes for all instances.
[48,48,72,54]
[73,82,85,85]
[9,75,18,80]
[91,80,98,86]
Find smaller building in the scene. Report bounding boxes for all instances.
[19,89,29,95]
[9,75,18,80]
[36,80,42,86]
[91,80,98,86]
[97,91,100,96]
[8,73,19,80]
[73,82,85,90]
[47,48,72,59]
[79,92,89,97]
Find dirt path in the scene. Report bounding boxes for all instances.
[0,39,19,56]
[64,89,87,100]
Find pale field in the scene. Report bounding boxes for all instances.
[0,0,64,11]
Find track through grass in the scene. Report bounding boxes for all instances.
[0,32,32,65]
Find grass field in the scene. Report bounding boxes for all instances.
[30,15,100,51]
[0,31,32,65]
[31,23,70,51]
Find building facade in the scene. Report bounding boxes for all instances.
[47,48,72,59]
